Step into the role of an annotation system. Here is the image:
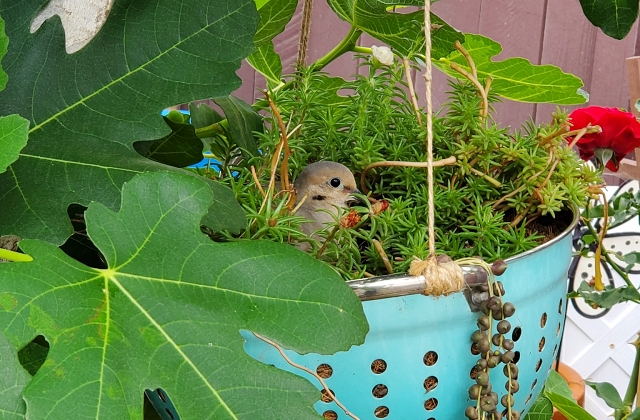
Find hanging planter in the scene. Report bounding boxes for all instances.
[233,2,596,418]
[244,208,577,419]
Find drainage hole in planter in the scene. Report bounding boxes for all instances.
[512,327,522,342]
[424,376,438,392]
[535,359,542,372]
[371,359,387,374]
[556,323,561,337]
[323,410,338,420]
[538,337,545,352]
[552,344,558,357]
[374,406,389,418]
[427,418,435,420]
[470,365,480,380]
[530,379,537,390]
[320,389,335,403]
[540,313,547,328]
[423,351,438,366]
[317,363,333,379]
[513,351,521,364]
[424,398,438,411]
[471,342,480,355]
[525,393,532,404]
[372,384,388,398]
[558,298,563,314]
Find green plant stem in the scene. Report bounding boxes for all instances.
[352,46,372,54]
[621,336,640,408]
[311,26,363,72]
[316,226,339,258]
[583,218,640,297]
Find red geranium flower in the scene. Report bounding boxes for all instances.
[568,106,640,171]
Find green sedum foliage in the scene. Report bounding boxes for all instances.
[213,63,600,279]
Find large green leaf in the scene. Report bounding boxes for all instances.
[435,34,587,105]
[133,116,204,168]
[522,396,553,420]
[254,0,298,47]
[247,41,283,87]
[247,0,297,84]
[523,371,592,420]
[544,370,576,400]
[0,12,28,175]
[0,115,29,174]
[0,332,28,419]
[0,9,7,90]
[0,171,368,419]
[579,0,639,40]
[328,0,463,58]
[585,380,625,410]
[213,96,263,158]
[544,371,595,420]
[545,393,596,420]
[0,0,256,244]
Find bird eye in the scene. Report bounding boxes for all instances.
[329,177,342,188]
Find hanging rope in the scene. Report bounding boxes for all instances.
[423,0,435,259]
[297,0,314,67]
[408,0,466,295]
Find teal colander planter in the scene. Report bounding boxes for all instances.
[243,210,578,420]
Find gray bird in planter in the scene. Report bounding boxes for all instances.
[293,161,360,248]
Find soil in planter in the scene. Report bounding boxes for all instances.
[513,208,574,245]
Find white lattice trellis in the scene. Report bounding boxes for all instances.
[561,183,640,419]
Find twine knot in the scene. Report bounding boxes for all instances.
[408,255,465,296]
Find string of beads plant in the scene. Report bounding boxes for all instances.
[466,259,519,420]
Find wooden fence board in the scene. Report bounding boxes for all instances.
[475,0,547,129]
[589,22,639,109]
[535,0,598,124]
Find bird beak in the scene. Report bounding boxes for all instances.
[346,189,364,205]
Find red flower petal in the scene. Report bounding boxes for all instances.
[568,106,640,165]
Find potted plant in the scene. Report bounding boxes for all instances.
[0,0,632,419]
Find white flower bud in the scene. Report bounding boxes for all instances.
[371,45,394,66]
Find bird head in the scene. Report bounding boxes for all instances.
[293,161,360,210]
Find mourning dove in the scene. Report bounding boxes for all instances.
[293,161,360,247]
